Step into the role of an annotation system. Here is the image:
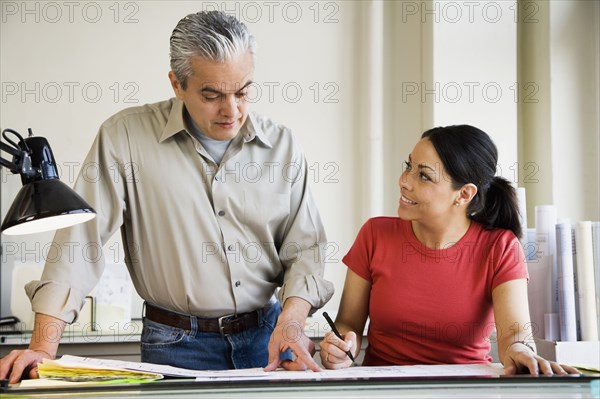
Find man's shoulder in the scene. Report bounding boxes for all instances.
[250,112,293,141]
[101,98,175,129]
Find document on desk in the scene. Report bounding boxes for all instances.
[36,355,163,382]
[31,355,504,383]
[193,363,505,381]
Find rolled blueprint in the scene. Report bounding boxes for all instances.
[574,221,599,341]
[555,222,578,341]
[530,205,558,340]
[592,222,600,336]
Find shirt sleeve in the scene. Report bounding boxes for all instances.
[490,230,529,291]
[275,147,334,312]
[25,120,128,323]
[342,219,374,283]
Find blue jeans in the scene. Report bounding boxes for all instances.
[140,299,290,370]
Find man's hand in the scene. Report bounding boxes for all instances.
[0,313,63,384]
[0,349,53,384]
[263,297,321,372]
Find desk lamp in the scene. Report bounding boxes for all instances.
[0,128,96,235]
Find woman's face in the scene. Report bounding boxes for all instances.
[397,138,461,223]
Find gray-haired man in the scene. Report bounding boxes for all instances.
[1,11,333,382]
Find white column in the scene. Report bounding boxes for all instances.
[356,0,385,220]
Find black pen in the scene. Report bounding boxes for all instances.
[322,311,355,362]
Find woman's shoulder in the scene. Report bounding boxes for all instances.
[360,216,409,237]
[365,216,406,228]
[467,221,520,247]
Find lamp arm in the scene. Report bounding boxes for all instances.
[0,140,34,176]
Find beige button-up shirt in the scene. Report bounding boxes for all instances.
[26,98,334,321]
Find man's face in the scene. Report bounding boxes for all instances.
[169,51,254,141]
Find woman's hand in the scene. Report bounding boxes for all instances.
[319,330,357,369]
[503,342,580,375]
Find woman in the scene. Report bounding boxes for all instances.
[320,125,578,375]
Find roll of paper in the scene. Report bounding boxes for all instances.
[575,221,599,341]
[528,205,558,339]
[556,222,578,341]
[592,222,600,336]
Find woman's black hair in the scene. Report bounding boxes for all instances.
[421,125,522,239]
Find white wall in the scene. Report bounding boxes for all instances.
[430,1,518,173]
[1,0,599,322]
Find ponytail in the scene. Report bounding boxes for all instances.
[470,176,522,239]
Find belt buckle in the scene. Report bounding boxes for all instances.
[217,314,234,337]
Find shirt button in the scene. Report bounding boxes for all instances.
[214,176,220,182]
[227,244,235,251]
[218,210,225,216]
[235,281,241,287]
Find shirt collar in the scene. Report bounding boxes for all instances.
[159,98,186,142]
[244,112,272,148]
[159,98,272,148]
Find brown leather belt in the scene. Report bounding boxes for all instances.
[145,303,261,336]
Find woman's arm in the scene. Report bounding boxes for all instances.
[320,269,370,369]
[492,279,579,375]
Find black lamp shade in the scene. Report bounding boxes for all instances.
[1,179,96,235]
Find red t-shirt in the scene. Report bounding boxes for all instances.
[343,217,528,366]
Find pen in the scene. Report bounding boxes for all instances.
[322,311,355,362]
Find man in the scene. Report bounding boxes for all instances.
[0,11,333,383]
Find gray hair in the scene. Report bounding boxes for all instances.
[169,11,257,89]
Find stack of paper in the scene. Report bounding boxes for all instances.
[37,357,163,382]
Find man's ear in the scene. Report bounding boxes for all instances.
[457,183,478,206]
[168,71,184,99]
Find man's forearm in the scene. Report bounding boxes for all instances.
[279,297,311,321]
[28,313,66,359]
[278,296,312,340]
